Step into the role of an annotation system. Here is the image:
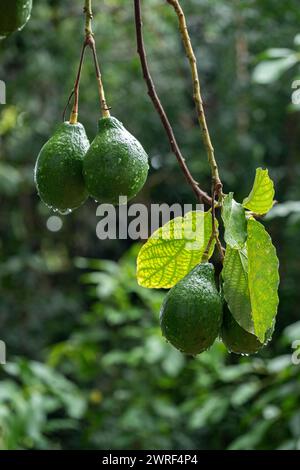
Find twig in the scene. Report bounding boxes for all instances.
[66,0,110,123]
[133,0,212,206]
[202,186,224,262]
[166,0,222,195]
[166,0,224,261]
[63,89,74,122]
[211,184,224,261]
[69,41,88,124]
[89,36,111,118]
[84,0,110,118]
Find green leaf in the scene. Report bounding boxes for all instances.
[243,168,275,214]
[247,218,279,342]
[137,211,216,289]
[252,54,298,84]
[222,245,254,334]
[265,201,300,220]
[222,193,247,249]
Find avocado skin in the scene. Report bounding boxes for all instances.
[0,0,32,38]
[83,117,149,204]
[34,122,89,212]
[221,307,273,355]
[160,263,223,355]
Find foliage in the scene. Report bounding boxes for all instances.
[0,359,85,449]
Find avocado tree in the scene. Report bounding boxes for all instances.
[33,0,280,356]
[135,0,279,356]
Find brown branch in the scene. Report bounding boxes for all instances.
[133,0,212,206]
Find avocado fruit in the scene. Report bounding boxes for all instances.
[160,263,223,355]
[0,0,32,39]
[83,116,149,204]
[34,121,89,213]
[221,306,274,355]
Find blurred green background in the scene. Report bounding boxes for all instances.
[0,0,300,450]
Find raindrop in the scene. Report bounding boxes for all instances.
[46,215,63,232]
[58,208,73,215]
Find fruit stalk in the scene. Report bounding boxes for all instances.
[84,0,110,118]
[68,0,110,123]
[69,42,87,124]
[133,0,212,206]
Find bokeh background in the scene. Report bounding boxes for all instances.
[0,0,300,450]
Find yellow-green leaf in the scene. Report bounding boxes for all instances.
[137,211,216,289]
[243,168,275,214]
[247,218,279,342]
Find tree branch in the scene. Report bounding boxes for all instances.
[166,0,222,194]
[166,0,224,261]
[133,0,212,206]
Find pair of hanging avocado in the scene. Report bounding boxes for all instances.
[34,117,149,213]
[160,263,272,356]
[0,0,32,39]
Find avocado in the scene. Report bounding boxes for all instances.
[83,116,149,204]
[0,0,32,39]
[160,263,223,355]
[221,306,274,355]
[34,121,89,214]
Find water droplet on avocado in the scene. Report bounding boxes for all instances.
[160,263,222,356]
[83,116,149,204]
[58,208,73,215]
[34,121,89,214]
[0,0,32,38]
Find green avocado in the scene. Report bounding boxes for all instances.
[83,116,149,204]
[0,0,32,39]
[34,122,89,214]
[221,306,274,355]
[160,263,223,355]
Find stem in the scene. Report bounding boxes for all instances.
[67,0,110,123]
[84,0,110,118]
[202,187,224,263]
[133,0,212,206]
[89,36,111,118]
[166,0,222,194]
[211,185,224,262]
[69,42,88,124]
[166,0,225,262]
[84,0,93,36]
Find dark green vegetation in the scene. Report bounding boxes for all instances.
[160,264,222,355]
[83,117,149,204]
[0,0,300,450]
[34,122,89,213]
[0,0,32,38]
